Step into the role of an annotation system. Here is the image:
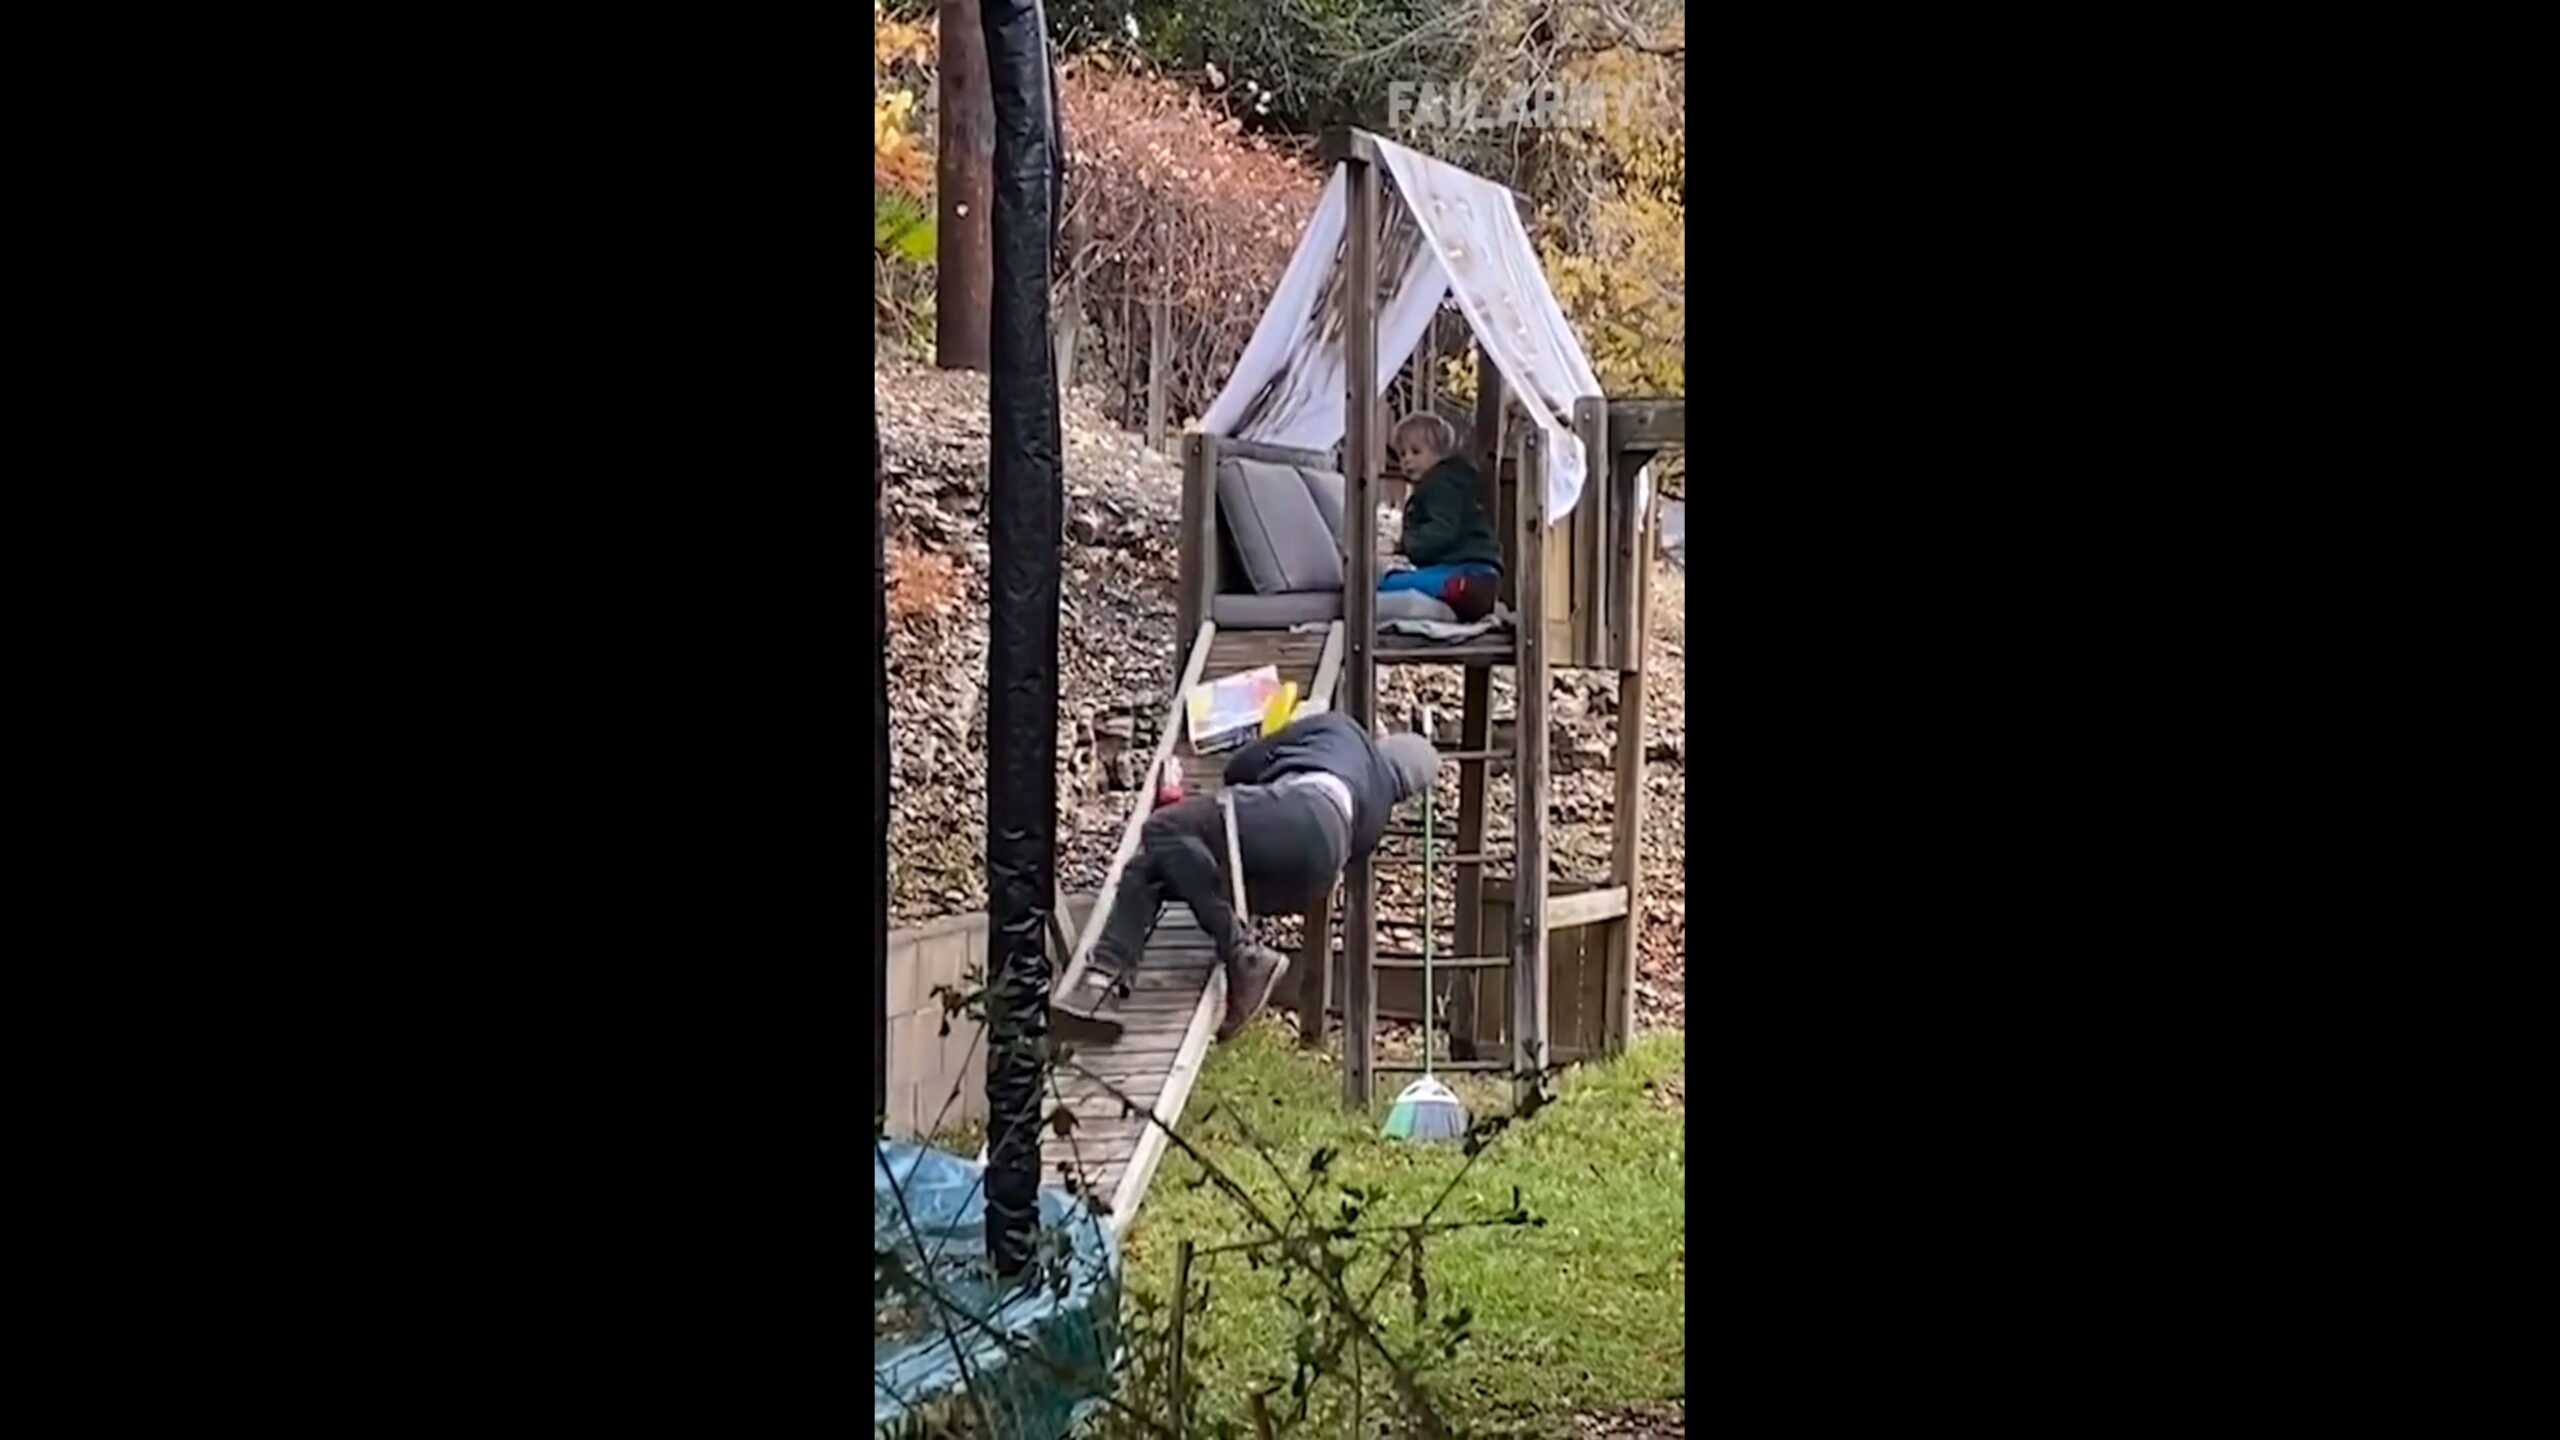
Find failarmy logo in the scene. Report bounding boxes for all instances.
[1385,80,1631,132]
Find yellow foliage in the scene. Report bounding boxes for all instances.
[873,3,935,197]
[1537,43,1684,396]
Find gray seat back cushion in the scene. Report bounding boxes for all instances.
[1296,466,1346,546]
[1218,457,1344,594]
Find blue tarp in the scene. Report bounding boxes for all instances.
[873,1141,1121,1438]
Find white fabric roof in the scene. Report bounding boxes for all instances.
[1200,136,1628,525]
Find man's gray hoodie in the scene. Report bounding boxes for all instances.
[1220,712,1436,863]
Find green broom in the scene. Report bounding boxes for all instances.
[1383,749,1469,1143]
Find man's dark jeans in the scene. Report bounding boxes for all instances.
[1095,784,1350,973]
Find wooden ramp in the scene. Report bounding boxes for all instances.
[1042,619,1342,1237]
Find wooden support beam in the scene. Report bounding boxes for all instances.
[1177,435,1216,648]
[1341,152,1382,1111]
[1308,620,1345,714]
[1573,395,1609,665]
[1472,342,1505,553]
[1611,447,1648,675]
[1512,429,1551,1108]
[1318,126,1386,168]
[1546,885,1630,930]
[1605,466,1656,1053]
[1605,398,1684,449]
[1297,883,1334,1048]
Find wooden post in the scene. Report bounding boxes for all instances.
[1605,451,1653,1052]
[1446,664,1493,1059]
[932,0,993,371]
[1177,435,1215,647]
[1471,341,1505,519]
[1612,445,1646,674]
[1298,884,1334,1047]
[1572,396,1610,665]
[1341,153,1382,1110]
[1416,327,1436,416]
[1512,429,1551,1108]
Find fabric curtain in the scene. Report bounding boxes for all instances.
[1375,136,1600,522]
[1197,140,1612,524]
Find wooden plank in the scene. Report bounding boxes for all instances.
[1565,397,1596,665]
[1473,343,1506,596]
[1547,885,1629,930]
[1108,969,1226,1239]
[1298,882,1334,1047]
[1574,395,1609,665]
[1204,436,1336,469]
[1317,125,1385,168]
[1512,427,1551,1107]
[1341,150,1382,1112]
[1179,435,1214,648]
[1377,636,1518,665]
[1605,398,1683,449]
[1605,474,1652,1055]
[1055,621,1217,1004]
[1611,447,1647,676]
[1307,621,1345,714]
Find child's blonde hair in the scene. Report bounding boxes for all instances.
[1391,412,1459,461]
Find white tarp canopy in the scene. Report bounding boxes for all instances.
[1200,135,1630,525]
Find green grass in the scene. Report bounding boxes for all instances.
[1117,1022,1686,1437]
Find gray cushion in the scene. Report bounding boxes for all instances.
[1210,591,1344,627]
[1296,466,1346,545]
[1209,590,1458,629]
[1218,457,1343,594]
[1377,590,1460,623]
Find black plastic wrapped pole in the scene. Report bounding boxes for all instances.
[979,0,1062,1280]
[875,429,891,1132]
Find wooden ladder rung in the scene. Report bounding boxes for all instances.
[1376,1059,1511,1073]
[1436,747,1513,763]
[1372,851,1494,866]
[1373,953,1509,968]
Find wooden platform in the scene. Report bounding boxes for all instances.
[1376,626,1518,666]
[1039,619,1341,1236]
[1042,913,1220,1226]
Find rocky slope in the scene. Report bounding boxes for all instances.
[876,358,1686,1027]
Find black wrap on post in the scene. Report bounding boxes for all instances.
[875,428,891,1132]
[979,0,1063,1280]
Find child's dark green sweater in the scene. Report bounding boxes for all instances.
[1400,456,1504,570]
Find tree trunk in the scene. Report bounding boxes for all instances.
[935,0,994,371]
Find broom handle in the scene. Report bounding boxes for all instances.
[1423,771,1435,1077]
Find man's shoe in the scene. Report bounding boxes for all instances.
[1219,945,1290,1042]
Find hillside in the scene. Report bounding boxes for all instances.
[877,358,1685,1027]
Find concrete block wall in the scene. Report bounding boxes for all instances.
[881,912,991,1141]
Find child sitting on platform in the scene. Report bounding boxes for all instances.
[1385,413,1503,622]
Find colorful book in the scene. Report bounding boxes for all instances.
[1186,665,1282,754]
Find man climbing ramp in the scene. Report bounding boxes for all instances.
[1064,713,1441,1043]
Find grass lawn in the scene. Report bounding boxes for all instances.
[1116,1021,1686,1437]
